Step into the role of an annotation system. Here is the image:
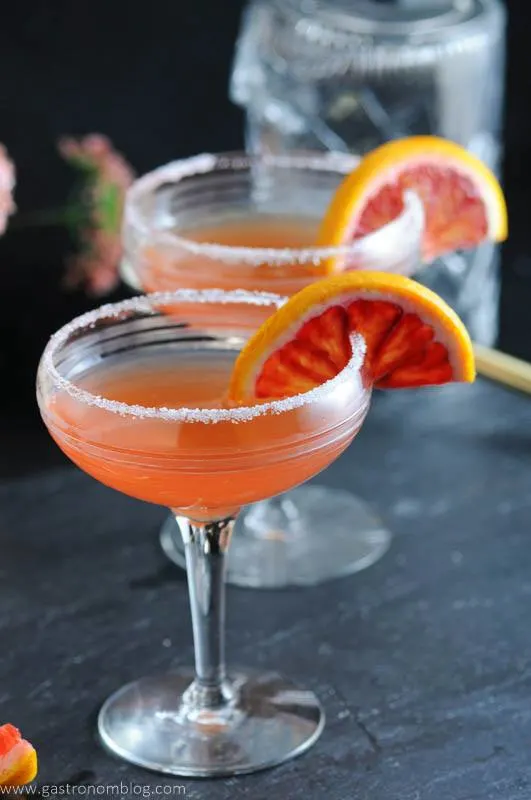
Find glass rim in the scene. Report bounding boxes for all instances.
[124,150,424,267]
[274,0,499,39]
[41,289,370,424]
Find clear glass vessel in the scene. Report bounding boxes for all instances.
[229,0,506,345]
[123,150,423,587]
[36,289,371,776]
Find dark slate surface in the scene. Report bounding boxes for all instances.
[2,378,531,799]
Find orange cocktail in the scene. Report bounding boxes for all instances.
[37,289,369,778]
[46,320,367,519]
[124,151,424,297]
[141,214,324,295]
[36,262,477,778]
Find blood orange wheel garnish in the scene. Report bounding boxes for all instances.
[228,272,475,402]
[0,724,38,787]
[317,136,508,269]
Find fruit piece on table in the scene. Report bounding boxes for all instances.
[229,272,475,402]
[0,724,38,787]
[317,135,508,268]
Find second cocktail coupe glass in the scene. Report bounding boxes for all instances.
[36,289,370,777]
[123,151,425,587]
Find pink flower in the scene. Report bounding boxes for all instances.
[0,144,16,235]
[58,134,135,296]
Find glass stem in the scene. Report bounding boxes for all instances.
[177,515,235,710]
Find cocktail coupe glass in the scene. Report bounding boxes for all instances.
[123,151,425,588]
[36,289,371,777]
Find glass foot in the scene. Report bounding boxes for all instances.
[98,670,324,777]
[160,485,391,588]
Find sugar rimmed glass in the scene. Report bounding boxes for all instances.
[122,150,424,588]
[36,289,371,777]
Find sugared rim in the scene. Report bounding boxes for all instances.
[124,150,424,267]
[41,289,369,424]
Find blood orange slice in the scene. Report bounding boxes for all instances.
[0,724,37,787]
[229,272,475,402]
[317,136,507,267]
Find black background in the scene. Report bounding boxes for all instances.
[0,0,529,413]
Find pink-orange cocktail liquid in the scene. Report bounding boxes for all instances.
[46,345,368,521]
[139,214,326,296]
